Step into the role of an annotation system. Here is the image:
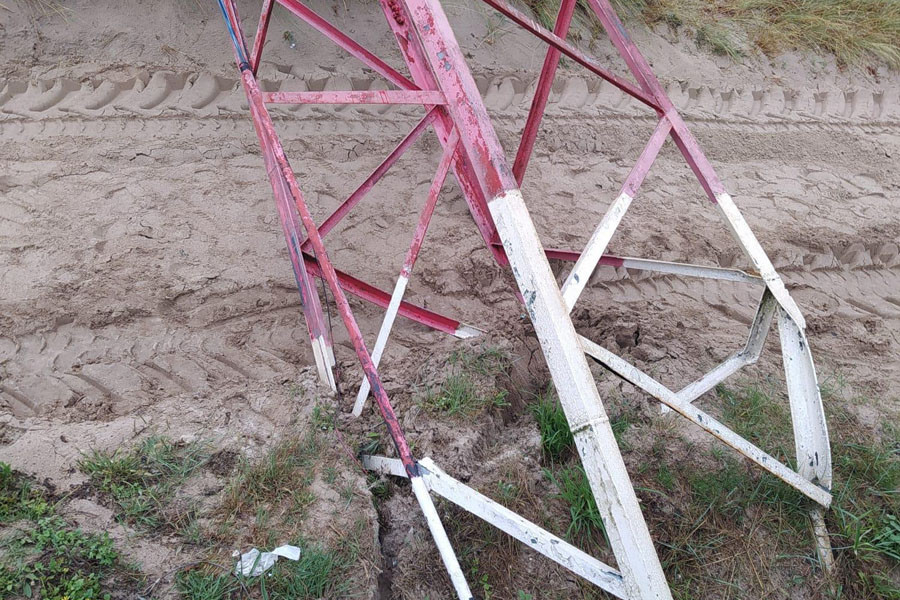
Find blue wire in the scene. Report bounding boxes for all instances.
[216,0,250,67]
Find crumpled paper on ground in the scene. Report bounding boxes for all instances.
[233,544,302,577]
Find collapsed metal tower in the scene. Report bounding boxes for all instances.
[215,0,834,597]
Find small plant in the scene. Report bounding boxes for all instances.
[312,403,335,431]
[0,467,133,600]
[545,466,606,545]
[78,436,211,532]
[529,387,575,461]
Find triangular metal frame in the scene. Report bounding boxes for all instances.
[214,0,834,597]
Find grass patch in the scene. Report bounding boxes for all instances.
[222,432,319,522]
[421,346,511,417]
[78,435,211,534]
[520,0,900,67]
[176,542,349,600]
[529,387,575,462]
[0,462,51,523]
[544,465,607,546]
[643,381,900,598]
[0,462,136,600]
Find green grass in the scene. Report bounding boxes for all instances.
[646,382,900,598]
[421,347,511,417]
[222,432,320,520]
[544,465,607,546]
[0,462,134,600]
[521,0,900,67]
[176,543,349,600]
[78,436,210,533]
[529,387,575,462]
[0,462,51,523]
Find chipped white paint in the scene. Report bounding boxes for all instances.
[579,334,832,507]
[777,308,832,486]
[453,324,483,339]
[562,191,633,311]
[489,189,673,600]
[311,334,337,392]
[715,192,806,329]
[409,475,474,599]
[353,276,409,415]
[362,455,628,599]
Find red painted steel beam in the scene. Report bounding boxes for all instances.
[477,0,660,110]
[220,0,335,383]
[264,90,446,105]
[275,0,419,92]
[513,0,576,186]
[300,108,439,253]
[302,253,467,336]
[374,0,508,265]
[223,0,419,478]
[580,0,726,200]
[250,0,274,74]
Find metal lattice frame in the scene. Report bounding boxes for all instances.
[214,0,834,597]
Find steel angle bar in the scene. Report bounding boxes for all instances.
[661,288,776,413]
[714,192,807,329]
[561,117,672,312]
[274,0,417,91]
[250,0,274,74]
[362,455,628,599]
[218,0,336,390]
[401,0,672,597]
[513,0,577,185]
[354,132,460,416]
[579,334,832,507]
[263,90,446,105]
[532,246,765,283]
[374,0,506,264]
[477,0,658,110]
[777,308,831,486]
[218,5,472,595]
[572,0,808,332]
[301,108,438,253]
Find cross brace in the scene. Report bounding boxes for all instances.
[214,0,835,596]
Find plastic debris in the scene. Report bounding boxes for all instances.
[233,544,302,577]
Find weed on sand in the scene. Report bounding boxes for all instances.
[0,463,138,599]
[421,346,512,417]
[78,435,211,535]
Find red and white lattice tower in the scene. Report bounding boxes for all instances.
[215,0,834,597]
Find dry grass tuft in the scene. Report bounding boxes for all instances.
[520,0,900,67]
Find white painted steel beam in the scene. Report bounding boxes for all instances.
[715,192,806,329]
[489,191,674,600]
[362,456,628,599]
[579,335,832,507]
[616,258,763,285]
[662,289,776,413]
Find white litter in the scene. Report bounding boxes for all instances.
[233,544,302,577]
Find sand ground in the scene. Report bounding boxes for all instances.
[1,0,898,597]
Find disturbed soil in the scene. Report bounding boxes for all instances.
[1,0,898,598]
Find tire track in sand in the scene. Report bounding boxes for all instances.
[2,70,899,135]
[1,246,897,417]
